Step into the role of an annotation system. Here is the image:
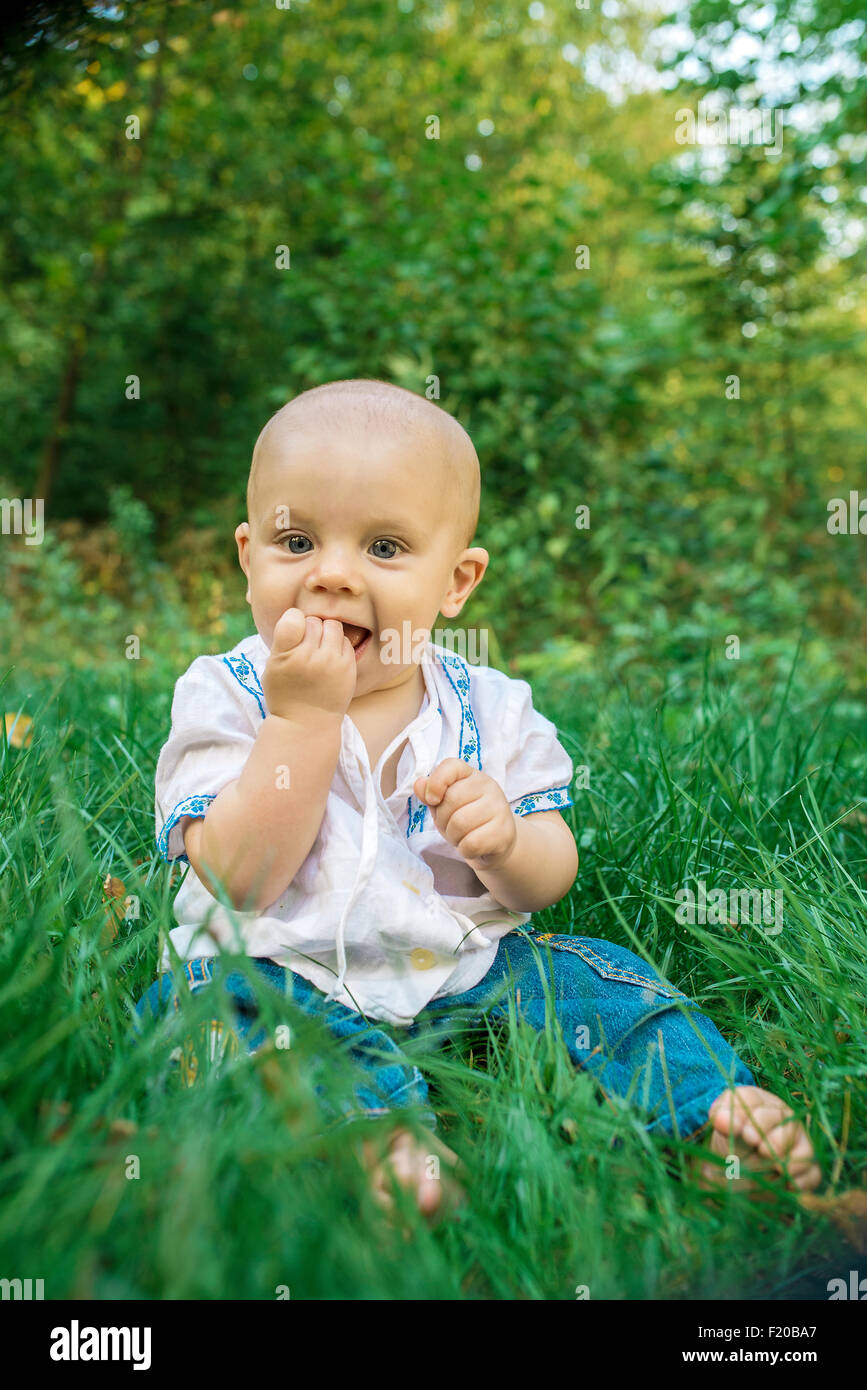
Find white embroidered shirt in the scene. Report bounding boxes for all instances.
[155,634,574,1027]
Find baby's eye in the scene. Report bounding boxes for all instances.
[369,539,400,559]
[281,534,312,554]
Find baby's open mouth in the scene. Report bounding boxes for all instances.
[342,622,371,651]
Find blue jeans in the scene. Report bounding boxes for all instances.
[132,927,754,1141]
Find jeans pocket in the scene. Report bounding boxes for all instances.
[526,931,691,1002]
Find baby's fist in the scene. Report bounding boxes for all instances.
[263,608,357,720]
[414,759,517,869]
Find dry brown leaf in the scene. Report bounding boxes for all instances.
[40,1100,72,1143]
[101,875,128,944]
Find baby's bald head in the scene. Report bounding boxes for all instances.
[247,379,480,553]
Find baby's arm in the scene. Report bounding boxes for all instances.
[184,610,357,915]
[414,762,578,913]
[184,707,341,914]
[469,808,577,913]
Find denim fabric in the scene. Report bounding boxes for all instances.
[133,927,755,1140]
[132,954,436,1130]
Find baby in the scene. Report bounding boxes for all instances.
[136,379,820,1216]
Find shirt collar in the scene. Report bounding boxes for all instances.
[245,633,468,807]
[346,641,441,785]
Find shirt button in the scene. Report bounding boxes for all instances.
[409,947,436,970]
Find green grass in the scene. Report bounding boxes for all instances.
[0,644,865,1300]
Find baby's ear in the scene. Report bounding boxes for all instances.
[234,522,252,602]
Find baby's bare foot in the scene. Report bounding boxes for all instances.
[360,1126,466,1222]
[697,1085,821,1197]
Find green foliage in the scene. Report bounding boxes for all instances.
[0,0,862,679]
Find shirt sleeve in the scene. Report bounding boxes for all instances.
[154,654,263,863]
[501,677,574,817]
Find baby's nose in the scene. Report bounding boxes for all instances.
[305,546,362,588]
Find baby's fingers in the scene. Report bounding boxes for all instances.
[416,758,473,807]
[320,617,350,652]
[272,607,308,651]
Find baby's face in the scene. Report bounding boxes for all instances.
[235,420,486,699]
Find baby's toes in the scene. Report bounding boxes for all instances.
[712,1087,795,1144]
[790,1159,823,1192]
[755,1122,821,1188]
[709,1084,766,1119]
[737,1105,795,1150]
[392,1136,444,1214]
[708,1085,767,1134]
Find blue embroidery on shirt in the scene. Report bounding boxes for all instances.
[213,644,569,843]
[157,793,217,861]
[223,653,266,719]
[155,649,261,862]
[406,794,428,838]
[437,650,482,769]
[405,649,480,839]
[512,785,573,815]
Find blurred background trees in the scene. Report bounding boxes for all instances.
[0,0,864,686]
